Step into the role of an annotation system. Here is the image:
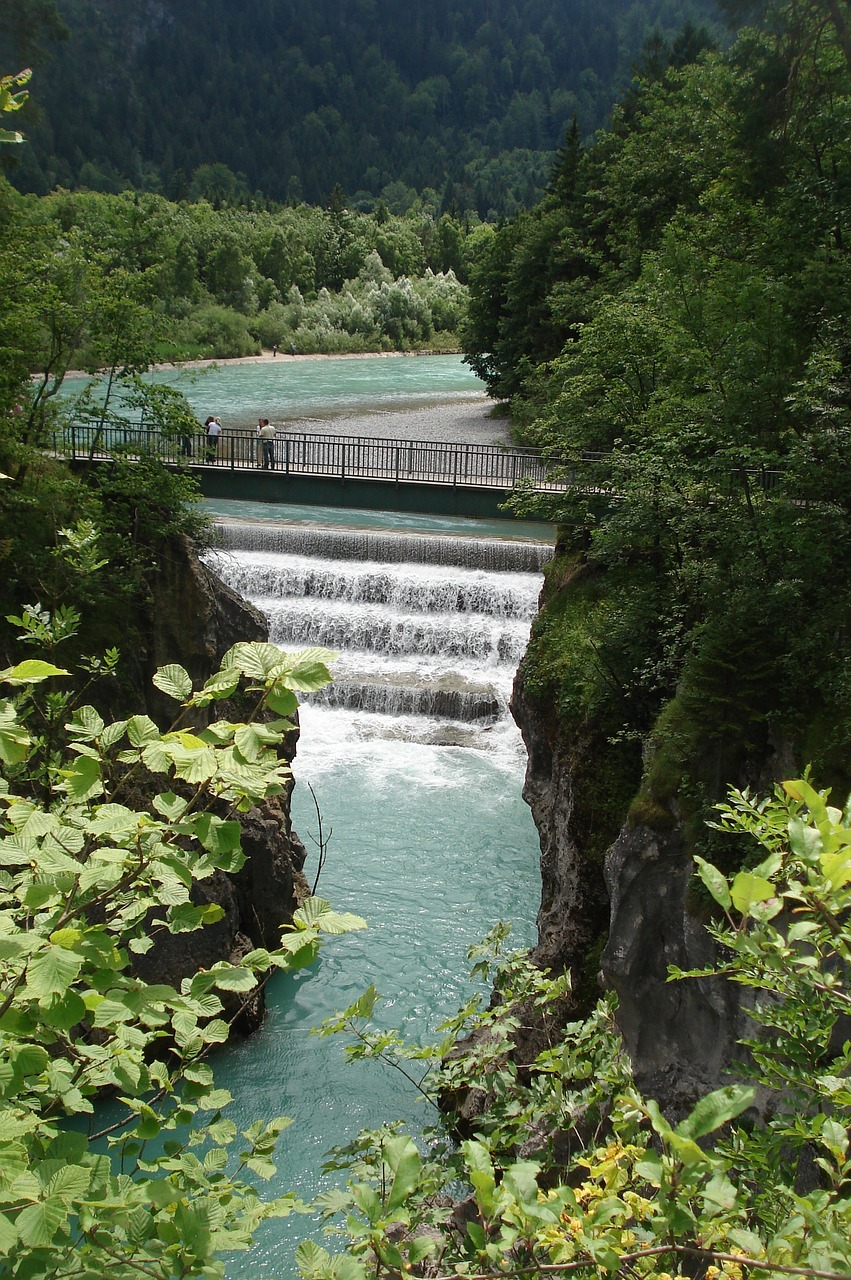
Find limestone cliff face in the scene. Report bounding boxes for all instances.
[511,553,792,1111]
[511,666,609,989]
[128,534,309,1031]
[512,666,745,1107]
[600,821,743,1110]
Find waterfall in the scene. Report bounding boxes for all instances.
[206,519,552,749]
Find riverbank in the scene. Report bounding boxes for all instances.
[278,398,511,446]
[149,348,462,373]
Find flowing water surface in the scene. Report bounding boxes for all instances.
[62,352,485,430]
[204,499,553,1276]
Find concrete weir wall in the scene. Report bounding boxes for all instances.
[192,464,525,520]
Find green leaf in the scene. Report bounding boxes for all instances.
[153,791,189,821]
[266,687,298,716]
[222,641,282,678]
[0,1211,18,1255]
[677,1085,756,1141]
[58,754,102,800]
[66,705,105,739]
[383,1136,422,1212]
[127,715,160,746]
[294,897,367,934]
[47,1165,93,1199]
[25,945,83,997]
[16,1198,67,1248]
[296,1240,333,1278]
[730,870,776,915]
[408,1237,436,1264]
[152,664,193,702]
[209,964,257,992]
[194,814,243,859]
[1,660,70,685]
[10,1044,49,1078]
[694,855,731,911]
[39,990,87,1031]
[280,651,336,692]
[0,703,31,766]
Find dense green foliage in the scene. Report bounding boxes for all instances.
[304,779,851,1279]
[463,0,851,843]
[1,182,472,377]
[0,634,369,1277]
[1,0,719,215]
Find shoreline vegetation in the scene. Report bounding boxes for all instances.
[66,346,465,378]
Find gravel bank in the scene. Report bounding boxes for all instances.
[278,398,511,446]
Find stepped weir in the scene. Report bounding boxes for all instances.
[207,518,553,745]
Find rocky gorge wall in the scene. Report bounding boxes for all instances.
[129,534,310,1031]
[510,545,792,1113]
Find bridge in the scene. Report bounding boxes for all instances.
[56,422,573,519]
[55,422,784,521]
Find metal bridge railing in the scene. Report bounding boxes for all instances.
[52,422,786,500]
[53,422,566,491]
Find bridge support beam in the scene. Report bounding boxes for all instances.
[191,466,524,520]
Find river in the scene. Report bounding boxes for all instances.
[186,357,551,1275]
[62,351,494,434]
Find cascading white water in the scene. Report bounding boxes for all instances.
[204,510,553,1276]
[206,519,552,751]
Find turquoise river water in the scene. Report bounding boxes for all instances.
[64,352,486,430]
[111,356,551,1275]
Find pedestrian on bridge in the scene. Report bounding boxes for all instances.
[259,418,276,469]
[205,416,222,460]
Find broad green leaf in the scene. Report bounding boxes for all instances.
[783,777,827,818]
[383,1136,422,1212]
[408,1237,436,1264]
[0,707,31,765]
[266,687,298,716]
[194,814,243,858]
[152,663,193,701]
[694,855,731,911]
[25,944,83,997]
[40,990,87,1032]
[294,897,367,934]
[677,1085,756,1141]
[16,1197,67,1248]
[222,641,282,679]
[728,1227,766,1255]
[234,721,283,762]
[127,715,160,746]
[47,1165,93,1199]
[730,870,775,915]
[788,816,822,863]
[170,744,218,784]
[296,1240,333,1278]
[66,705,104,739]
[59,754,102,801]
[2,660,69,685]
[153,791,189,821]
[0,1211,18,1255]
[667,1131,711,1166]
[10,1044,49,1078]
[209,964,257,992]
[86,804,138,836]
[280,654,335,692]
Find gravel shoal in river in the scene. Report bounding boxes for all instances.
[276,400,511,447]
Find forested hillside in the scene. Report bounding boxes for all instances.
[2,0,719,214]
[462,0,851,859]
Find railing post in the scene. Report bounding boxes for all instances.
[230,434,234,470]
[71,423,76,459]
[453,449,458,487]
[395,444,400,483]
[285,437,290,475]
